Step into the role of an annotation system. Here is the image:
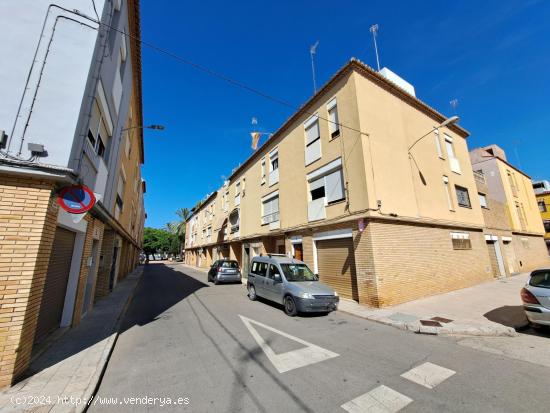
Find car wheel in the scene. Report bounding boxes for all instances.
[284,295,298,317]
[248,284,257,301]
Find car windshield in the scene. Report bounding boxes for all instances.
[280,263,316,282]
[220,261,239,268]
[530,271,550,289]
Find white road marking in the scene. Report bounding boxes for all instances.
[341,385,413,413]
[401,362,456,389]
[239,315,339,373]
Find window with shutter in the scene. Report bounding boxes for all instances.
[305,117,321,165]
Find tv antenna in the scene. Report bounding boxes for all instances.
[450,99,459,114]
[370,24,381,71]
[310,41,319,94]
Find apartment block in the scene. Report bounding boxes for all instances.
[185,58,497,308]
[470,145,549,277]
[0,0,145,387]
[533,180,550,254]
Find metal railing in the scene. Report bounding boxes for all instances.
[261,211,279,225]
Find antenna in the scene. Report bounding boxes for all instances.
[450,99,459,114]
[370,24,381,71]
[310,41,319,94]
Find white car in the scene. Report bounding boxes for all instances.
[521,268,550,328]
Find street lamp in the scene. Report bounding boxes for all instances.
[407,116,459,154]
[122,124,165,132]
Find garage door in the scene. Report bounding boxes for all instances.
[316,237,358,300]
[34,227,75,345]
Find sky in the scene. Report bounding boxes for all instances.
[140,0,550,229]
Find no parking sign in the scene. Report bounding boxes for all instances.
[57,185,96,214]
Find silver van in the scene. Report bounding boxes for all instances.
[247,254,339,316]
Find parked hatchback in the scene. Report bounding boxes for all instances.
[208,260,242,284]
[521,268,550,328]
[247,254,339,316]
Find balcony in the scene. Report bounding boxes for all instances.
[308,198,326,222]
[261,211,280,230]
[473,170,485,184]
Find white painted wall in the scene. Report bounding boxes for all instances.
[0,0,106,165]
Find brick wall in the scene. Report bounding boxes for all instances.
[367,220,492,307]
[512,234,550,273]
[0,175,57,387]
[95,228,115,301]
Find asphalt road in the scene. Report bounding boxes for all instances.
[89,263,550,412]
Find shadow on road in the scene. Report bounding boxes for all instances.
[24,263,206,380]
[483,305,529,329]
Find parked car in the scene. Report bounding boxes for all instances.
[208,259,242,284]
[521,268,550,328]
[247,254,339,316]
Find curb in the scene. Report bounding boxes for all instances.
[338,308,519,338]
[81,266,144,413]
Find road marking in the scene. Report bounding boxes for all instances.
[239,315,339,373]
[401,362,456,389]
[341,385,413,413]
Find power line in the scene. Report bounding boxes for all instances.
[82,12,371,139]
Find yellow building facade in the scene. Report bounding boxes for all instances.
[185,59,510,307]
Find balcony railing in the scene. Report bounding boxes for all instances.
[473,170,485,184]
[261,211,279,225]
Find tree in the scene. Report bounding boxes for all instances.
[143,227,177,259]
[166,208,191,255]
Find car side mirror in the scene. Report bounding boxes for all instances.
[274,274,282,283]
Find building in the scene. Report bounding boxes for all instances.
[533,182,550,254]
[185,58,497,309]
[470,145,548,276]
[0,0,145,387]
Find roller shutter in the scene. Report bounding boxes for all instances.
[34,227,75,345]
[316,237,357,300]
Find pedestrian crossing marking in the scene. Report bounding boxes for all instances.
[341,385,413,413]
[401,362,456,389]
[239,315,339,373]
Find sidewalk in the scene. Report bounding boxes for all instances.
[339,274,530,337]
[0,267,143,413]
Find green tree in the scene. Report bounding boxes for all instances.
[143,227,177,259]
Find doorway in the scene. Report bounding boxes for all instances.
[293,243,303,261]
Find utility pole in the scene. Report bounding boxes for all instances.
[370,24,381,71]
[310,41,319,94]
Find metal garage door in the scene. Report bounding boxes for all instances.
[34,227,75,345]
[316,237,358,300]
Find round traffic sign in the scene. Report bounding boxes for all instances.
[57,185,96,214]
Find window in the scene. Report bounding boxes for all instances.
[507,170,518,196]
[305,116,321,165]
[516,202,527,230]
[261,158,266,185]
[252,261,268,277]
[309,167,345,204]
[124,131,131,158]
[434,130,443,158]
[269,149,279,186]
[235,181,241,206]
[539,200,548,212]
[451,232,471,250]
[443,176,453,210]
[327,98,339,139]
[479,193,488,209]
[207,226,212,241]
[225,191,229,211]
[87,100,110,159]
[544,220,550,233]
[268,264,281,279]
[119,36,127,80]
[455,185,471,208]
[261,193,279,225]
[444,134,461,173]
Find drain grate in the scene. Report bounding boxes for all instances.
[430,316,453,324]
[420,320,442,327]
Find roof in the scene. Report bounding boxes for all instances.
[471,151,532,180]
[226,58,470,183]
[127,0,144,164]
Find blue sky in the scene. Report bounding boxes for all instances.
[140,0,550,228]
